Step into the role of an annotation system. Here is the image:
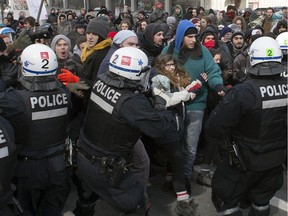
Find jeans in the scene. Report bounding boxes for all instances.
[183,110,204,179]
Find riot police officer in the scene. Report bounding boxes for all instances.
[0,44,72,215]
[276,32,288,78]
[75,47,174,215]
[0,116,22,216]
[206,36,287,216]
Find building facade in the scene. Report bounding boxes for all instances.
[4,0,288,20]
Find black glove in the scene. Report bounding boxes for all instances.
[215,84,227,93]
[153,95,167,111]
[67,81,90,97]
[13,29,32,51]
[233,69,246,83]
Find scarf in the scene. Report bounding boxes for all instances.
[81,38,112,63]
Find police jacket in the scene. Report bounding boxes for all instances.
[80,73,174,158]
[0,86,71,157]
[0,116,16,199]
[206,75,287,171]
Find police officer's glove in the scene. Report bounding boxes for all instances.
[152,87,169,110]
[232,69,246,83]
[58,69,80,83]
[153,95,167,111]
[67,81,90,97]
[13,29,33,52]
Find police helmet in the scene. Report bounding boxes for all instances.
[109,47,148,80]
[248,36,283,76]
[276,32,288,55]
[20,44,58,77]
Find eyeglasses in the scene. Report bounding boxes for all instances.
[165,63,175,67]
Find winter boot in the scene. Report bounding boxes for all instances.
[248,204,270,216]
[73,200,95,216]
[170,198,198,216]
[196,170,212,187]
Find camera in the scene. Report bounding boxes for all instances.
[27,23,54,42]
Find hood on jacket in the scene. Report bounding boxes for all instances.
[175,20,197,50]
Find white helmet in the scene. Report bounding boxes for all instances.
[20,44,58,77]
[109,47,148,80]
[249,36,282,67]
[276,32,288,54]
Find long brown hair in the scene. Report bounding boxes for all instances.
[155,54,191,88]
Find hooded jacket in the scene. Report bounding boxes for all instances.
[162,20,223,110]
[138,23,164,66]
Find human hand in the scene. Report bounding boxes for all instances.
[58,69,80,83]
[67,81,90,97]
[14,29,33,51]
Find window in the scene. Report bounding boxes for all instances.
[50,0,63,8]
[67,0,84,9]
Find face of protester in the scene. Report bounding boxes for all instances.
[224,32,232,41]
[194,21,201,32]
[24,22,33,29]
[121,36,139,48]
[76,27,85,35]
[164,60,176,73]
[232,35,244,49]
[183,34,197,49]
[140,21,148,30]
[138,13,145,20]
[213,53,221,64]
[3,37,11,46]
[55,39,69,60]
[59,16,65,23]
[200,19,208,28]
[153,31,164,46]
[67,15,74,21]
[235,19,243,29]
[79,42,86,51]
[266,9,273,18]
[278,26,287,34]
[86,33,99,49]
[192,9,197,17]
[175,8,181,15]
[204,35,215,43]
[120,23,129,30]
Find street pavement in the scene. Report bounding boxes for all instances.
[63,165,287,216]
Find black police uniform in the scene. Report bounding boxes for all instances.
[75,74,173,214]
[0,116,20,216]
[0,85,71,215]
[206,75,287,215]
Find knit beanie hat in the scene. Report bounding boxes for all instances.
[50,34,71,51]
[231,31,244,40]
[185,27,198,36]
[113,30,137,44]
[182,12,193,21]
[191,18,200,24]
[86,17,110,39]
[219,26,232,38]
[166,16,177,27]
[0,38,6,52]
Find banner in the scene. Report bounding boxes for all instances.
[26,0,48,21]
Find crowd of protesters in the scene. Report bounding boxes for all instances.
[0,2,286,216]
